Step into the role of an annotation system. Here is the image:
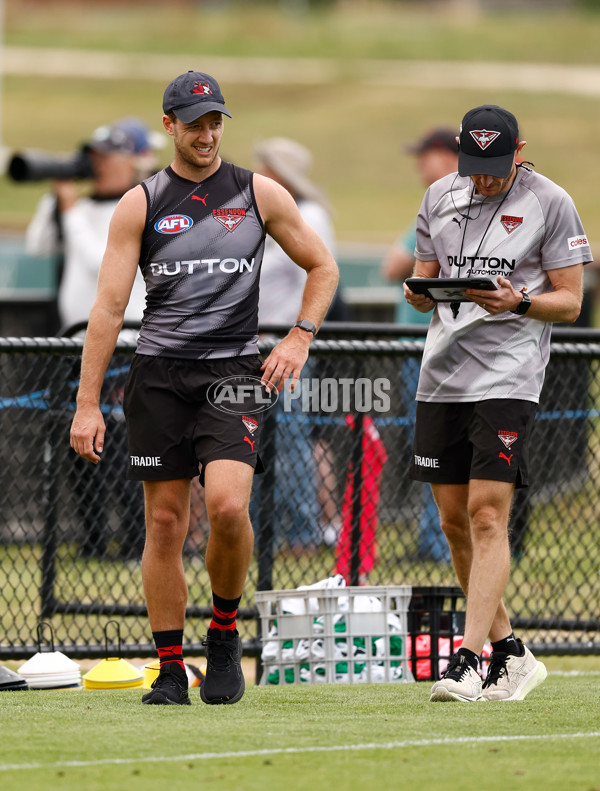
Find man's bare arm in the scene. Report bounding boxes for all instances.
[464,264,585,321]
[70,185,146,462]
[402,258,440,313]
[253,174,339,391]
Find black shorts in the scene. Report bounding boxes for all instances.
[410,399,537,488]
[123,354,265,484]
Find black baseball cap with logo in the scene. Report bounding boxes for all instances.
[458,105,519,178]
[162,71,232,123]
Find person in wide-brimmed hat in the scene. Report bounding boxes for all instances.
[253,137,335,325]
[253,137,330,210]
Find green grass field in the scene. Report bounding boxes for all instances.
[0,675,599,791]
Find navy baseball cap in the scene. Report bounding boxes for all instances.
[458,105,519,178]
[162,71,232,123]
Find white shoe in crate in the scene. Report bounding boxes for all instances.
[295,639,311,661]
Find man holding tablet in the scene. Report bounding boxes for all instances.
[404,104,591,703]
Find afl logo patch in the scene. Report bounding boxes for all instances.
[155,214,193,234]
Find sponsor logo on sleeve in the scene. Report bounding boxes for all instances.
[567,234,589,251]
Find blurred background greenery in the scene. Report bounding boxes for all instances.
[0,0,599,315]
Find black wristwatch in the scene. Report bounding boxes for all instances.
[512,291,532,315]
[294,319,317,336]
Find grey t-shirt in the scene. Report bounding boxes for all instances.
[414,167,592,403]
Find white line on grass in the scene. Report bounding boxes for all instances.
[1,731,599,773]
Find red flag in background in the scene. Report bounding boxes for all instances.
[335,416,388,583]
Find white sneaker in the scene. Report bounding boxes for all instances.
[430,654,482,702]
[482,640,547,701]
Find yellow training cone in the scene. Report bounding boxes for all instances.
[142,660,160,689]
[83,657,144,690]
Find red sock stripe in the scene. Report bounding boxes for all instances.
[209,620,237,631]
[157,645,185,671]
[214,607,236,621]
[210,606,238,631]
[157,644,182,658]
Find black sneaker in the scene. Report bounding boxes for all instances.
[141,663,191,706]
[200,628,245,705]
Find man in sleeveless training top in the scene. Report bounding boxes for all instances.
[70,71,339,706]
[404,104,592,704]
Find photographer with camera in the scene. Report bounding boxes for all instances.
[22,118,161,559]
[24,117,160,334]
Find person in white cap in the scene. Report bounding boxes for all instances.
[404,104,592,703]
[69,71,338,707]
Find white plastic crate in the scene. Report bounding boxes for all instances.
[256,585,414,685]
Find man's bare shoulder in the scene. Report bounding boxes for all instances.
[118,183,147,210]
[252,173,297,223]
[110,184,147,229]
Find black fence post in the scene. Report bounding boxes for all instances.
[256,405,277,593]
[40,355,69,618]
[254,404,278,683]
[349,413,365,587]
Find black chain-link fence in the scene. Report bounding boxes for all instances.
[1,326,599,661]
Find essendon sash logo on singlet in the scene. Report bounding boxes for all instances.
[213,207,246,232]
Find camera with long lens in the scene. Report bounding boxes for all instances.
[7,148,94,182]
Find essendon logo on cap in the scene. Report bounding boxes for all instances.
[192,82,212,96]
[470,129,501,150]
[501,215,523,234]
[498,430,518,449]
[213,208,246,232]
